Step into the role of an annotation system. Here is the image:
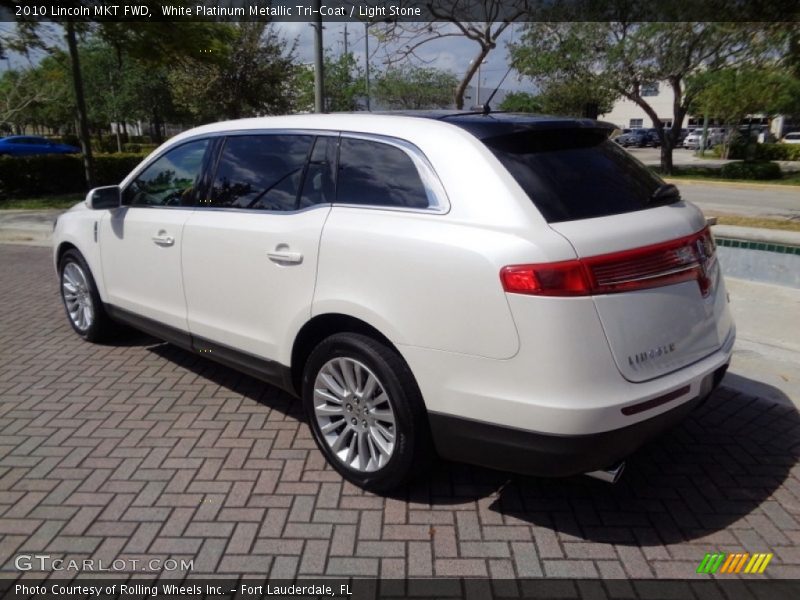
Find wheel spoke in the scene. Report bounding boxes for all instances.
[360,373,378,400]
[367,391,389,409]
[369,428,392,458]
[320,372,347,400]
[315,403,344,416]
[339,358,358,393]
[329,426,351,453]
[320,418,344,434]
[369,408,395,425]
[345,430,358,466]
[314,388,343,406]
[357,430,370,471]
[374,421,395,443]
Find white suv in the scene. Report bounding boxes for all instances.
[53,113,735,490]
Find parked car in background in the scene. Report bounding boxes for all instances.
[683,128,727,149]
[52,112,734,491]
[613,129,653,147]
[781,132,800,144]
[0,136,80,156]
[643,128,662,147]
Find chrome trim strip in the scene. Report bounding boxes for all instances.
[595,263,699,285]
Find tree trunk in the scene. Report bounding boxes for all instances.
[660,140,674,174]
[151,108,163,144]
[65,22,94,188]
[454,48,489,110]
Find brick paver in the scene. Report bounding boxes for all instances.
[1,244,799,579]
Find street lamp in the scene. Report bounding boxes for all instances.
[471,58,488,106]
[311,0,324,113]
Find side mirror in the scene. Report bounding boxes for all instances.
[87,185,121,210]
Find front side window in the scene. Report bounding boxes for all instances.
[124,139,209,207]
[336,138,429,209]
[210,135,313,211]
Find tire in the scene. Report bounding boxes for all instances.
[58,249,118,342]
[302,332,430,492]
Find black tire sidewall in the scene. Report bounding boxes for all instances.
[302,333,424,492]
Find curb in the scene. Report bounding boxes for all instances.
[664,177,800,191]
[712,224,800,247]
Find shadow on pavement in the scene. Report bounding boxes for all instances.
[148,342,304,421]
[400,380,799,546]
[146,341,797,546]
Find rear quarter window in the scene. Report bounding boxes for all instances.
[336,137,429,209]
[483,129,667,223]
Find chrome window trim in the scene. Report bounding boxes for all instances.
[119,129,340,201]
[337,131,450,214]
[120,128,449,215]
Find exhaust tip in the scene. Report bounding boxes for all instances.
[585,461,625,484]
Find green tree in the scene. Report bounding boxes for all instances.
[171,22,297,122]
[295,52,365,113]
[510,22,776,173]
[9,11,230,184]
[373,66,457,110]
[689,67,800,157]
[498,91,542,113]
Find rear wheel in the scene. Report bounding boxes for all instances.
[302,333,430,492]
[59,249,117,342]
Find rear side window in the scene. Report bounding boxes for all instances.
[483,129,666,223]
[336,138,429,209]
[210,135,313,211]
[298,136,337,209]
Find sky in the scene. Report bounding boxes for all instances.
[274,20,529,93]
[0,20,533,95]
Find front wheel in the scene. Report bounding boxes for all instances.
[302,333,430,492]
[59,249,117,342]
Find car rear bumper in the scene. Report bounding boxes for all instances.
[428,363,728,477]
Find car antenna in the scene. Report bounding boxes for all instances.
[482,65,514,115]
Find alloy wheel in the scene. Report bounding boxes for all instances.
[313,357,397,472]
[61,262,94,331]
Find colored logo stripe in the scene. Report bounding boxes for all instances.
[697,553,726,574]
[697,552,773,574]
[745,553,773,574]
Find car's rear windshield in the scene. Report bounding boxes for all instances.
[482,128,670,223]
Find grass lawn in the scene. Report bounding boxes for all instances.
[0,193,85,210]
[656,169,800,187]
[709,214,800,233]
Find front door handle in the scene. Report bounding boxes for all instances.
[267,245,303,265]
[152,230,175,247]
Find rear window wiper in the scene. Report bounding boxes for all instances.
[649,183,681,206]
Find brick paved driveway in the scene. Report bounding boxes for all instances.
[1,244,799,581]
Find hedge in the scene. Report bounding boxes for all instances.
[753,143,800,161]
[724,142,800,161]
[718,161,782,180]
[122,143,159,154]
[0,153,145,199]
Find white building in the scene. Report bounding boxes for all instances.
[600,81,779,135]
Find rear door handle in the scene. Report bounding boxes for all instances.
[152,230,175,247]
[267,246,303,265]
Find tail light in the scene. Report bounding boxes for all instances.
[501,227,717,297]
